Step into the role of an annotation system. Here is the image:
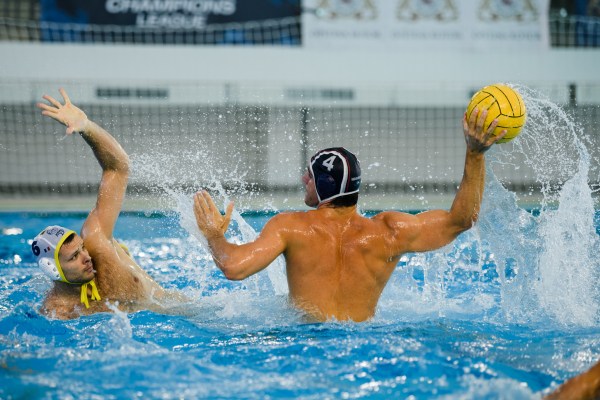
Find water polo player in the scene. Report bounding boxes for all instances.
[33,89,181,319]
[194,107,506,322]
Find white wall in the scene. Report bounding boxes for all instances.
[1,42,599,105]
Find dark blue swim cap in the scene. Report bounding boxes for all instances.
[309,147,361,205]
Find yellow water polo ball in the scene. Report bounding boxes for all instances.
[466,84,527,143]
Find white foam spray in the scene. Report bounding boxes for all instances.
[481,86,600,327]
[130,146,288,305]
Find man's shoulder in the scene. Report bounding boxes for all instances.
[272,209,314,219]
[371,210,418,226]
[262,210,328,232]
[41,292,77,320]
[267,210,310,225]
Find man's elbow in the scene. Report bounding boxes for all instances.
[220,262,248,281]
[119,154,130,175]
[106,155,130,176]
[223,270,246,281]
[454,213,478,234]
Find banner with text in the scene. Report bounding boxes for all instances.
[40,0,301,44]
[302,0,550,51]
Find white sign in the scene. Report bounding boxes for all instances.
[303,0,550,51]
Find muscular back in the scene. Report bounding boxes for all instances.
[198,108,495,323]
[279,207,404,322]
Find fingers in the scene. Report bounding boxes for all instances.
[193,190,233,236]
[476,108,488,132]
[468,107,479,129]
[468,107,498,140]
[193,191,209,219]
[193,192,211,236]
[36,102,58,114]
[483,118,499,141]
[466,107,490,141]
[225,201,234,216]
[490,129,508,144]
[39,89,71,112]
[464,106,504,152]
[203,191,220,215]
[38,103,64,126]
[221,202,234,233]
[42,94,62,108]
[38,92,64,122]
[59,88,71,105]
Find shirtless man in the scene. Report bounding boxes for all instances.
[32,89,174,319]
[194,108,505,322]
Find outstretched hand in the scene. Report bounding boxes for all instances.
[193,191,234,240]
[36,88,89,135]
[463,107,507,153]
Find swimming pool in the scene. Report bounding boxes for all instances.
[1,201,599,399]
[2,89,600,399]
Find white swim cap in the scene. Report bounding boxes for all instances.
[32,225,76,283]
[31,226,101,309]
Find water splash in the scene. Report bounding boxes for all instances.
[481,86,600,327]
[534,143,599,325]
[479,174,541,324]
[130,147,288,300]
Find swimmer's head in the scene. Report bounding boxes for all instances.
[32,226,100,308]
[309,147,361,207]
[32,225,78,283]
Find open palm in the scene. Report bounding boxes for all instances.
[36,88,88,135]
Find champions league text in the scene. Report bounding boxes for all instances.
[105,0,236,29]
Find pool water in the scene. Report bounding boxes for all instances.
[1,205,599,399]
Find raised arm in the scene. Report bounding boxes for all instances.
[387,108,506,254]
[193,191,286,280]
[36,88,129,238]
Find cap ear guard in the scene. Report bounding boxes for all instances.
[38,257,61,281]
[316,173,337,201]
[32,226,75,283]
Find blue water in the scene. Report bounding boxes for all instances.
[1,208,599,399]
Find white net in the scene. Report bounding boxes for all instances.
[2,80,599,203]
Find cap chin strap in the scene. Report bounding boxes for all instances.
[80,280,101,308]
[317,190,360,206]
